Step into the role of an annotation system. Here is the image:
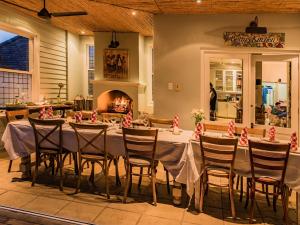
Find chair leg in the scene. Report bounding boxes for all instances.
[114,158,121,186]
[165,167,171,195]
[273,186,277,212]
[152,167,157,206]
[32,154,39,187]
[236,175,240,190]
[73,153,79,175]
[204,171,209,196]
[89,162,95,185]
[75,157,82,194]
[59,154,63,191]
[8,160,13,173]
[105,159,110,199]
[245,178,250,209]
[138,167,143,188]
[123,164,131,203]
[69,153,72,165]
[129,166,133,193]
[199,174,205,212]
[281,185,289,222]
[249,181,256,224]
[239,176,243,202]
[265,184,271,206]
[229,174,236,218]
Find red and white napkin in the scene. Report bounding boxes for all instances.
[91,110,97,123]
[239,127,248,146]
[122,111,133,128]
[47,106,53,119]
[39,107,46,119]
[290,132,298,152]
[75,111,83,123]
[173,114,179,128]
[194,122,204,140]
[268,126,276,142]
[227,120,236,137]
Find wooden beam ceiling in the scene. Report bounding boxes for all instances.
[1,0,300,37]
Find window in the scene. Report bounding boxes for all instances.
[0,29,32,105]
[87,45,95,96]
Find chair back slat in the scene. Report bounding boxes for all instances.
[6,109,29,122]
[101,113,125,123]
[69,122,108,156]
[149,118,173,128]
[122,128,158,166]
[200,135,238,170]
[29,117,64,154]
[248,140,290,183]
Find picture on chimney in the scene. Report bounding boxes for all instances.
[104,49,129,79]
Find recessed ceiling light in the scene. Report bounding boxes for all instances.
[132,11,136,16]
[81,31,85,35]
[196,0,202,3]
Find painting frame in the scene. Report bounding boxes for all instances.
[103,49,129,79]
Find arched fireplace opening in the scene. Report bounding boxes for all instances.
[97,90,133,114]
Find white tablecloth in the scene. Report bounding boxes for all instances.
[1,120,193,178]
[175,133,300,209]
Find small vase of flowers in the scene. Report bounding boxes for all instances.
[191,109,205,125]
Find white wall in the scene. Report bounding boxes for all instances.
[154,14,300,129]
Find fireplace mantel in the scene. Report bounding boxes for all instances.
[92,80,146,91]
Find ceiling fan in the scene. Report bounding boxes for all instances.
[1,0,88,19]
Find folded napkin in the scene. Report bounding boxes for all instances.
[239,127,248,146]
[227,120,235,137]
[75,111,83,123]
[47,106,53,119]
[91,110,97,123]
[173,114,179,128]
[290,132,298,152]
[122,111,133,128]
[194,122,204,140]
[39,107,46,119]
[268,126,276,142]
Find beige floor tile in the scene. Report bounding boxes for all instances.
[144,203,184,221]
[107,201,149,213]
[0,189,7,195]
[94,207,141,225]
[137,215,181,225]
[0,191,37,208]
[23,196,69,215]
[56,201,104,223]
[183,208,223,225]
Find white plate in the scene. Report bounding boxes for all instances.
[261,138,280,143]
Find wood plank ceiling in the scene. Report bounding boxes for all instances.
[1,0,300,36]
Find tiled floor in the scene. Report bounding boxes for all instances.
[0,151,297,225]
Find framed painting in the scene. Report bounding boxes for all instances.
[103,49,129,79]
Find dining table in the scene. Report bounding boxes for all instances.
[2,120,300,224]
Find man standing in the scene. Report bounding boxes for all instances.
[210,83,217,121]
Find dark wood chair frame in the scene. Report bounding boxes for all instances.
[70,122,112,198]
[29,117,65,191]
[199,135,238,218]
[122,127,158,205]
[5,109,29,173]
[247,140,291,223]
[148,117,173,194]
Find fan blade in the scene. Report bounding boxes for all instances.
[51,11,88,17]
[0,0,39,13]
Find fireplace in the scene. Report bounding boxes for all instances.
[97,90,133,114]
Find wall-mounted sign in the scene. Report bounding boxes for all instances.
[223,32,285,48]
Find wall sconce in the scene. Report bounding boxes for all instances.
[108,31,119,48]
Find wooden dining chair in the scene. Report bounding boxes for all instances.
[235,127,266,203]
[29,117,65,191]
[70,123,111,198]
[122,127,158,205]
[148,117,173,194]
[6,109,29,173]
[203,123,232,133]
[247,140,291,223]
[199,135,238,218]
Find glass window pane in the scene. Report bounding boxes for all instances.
[209,58,243,123]
[0,30,29,71]
[255,61,291,128]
